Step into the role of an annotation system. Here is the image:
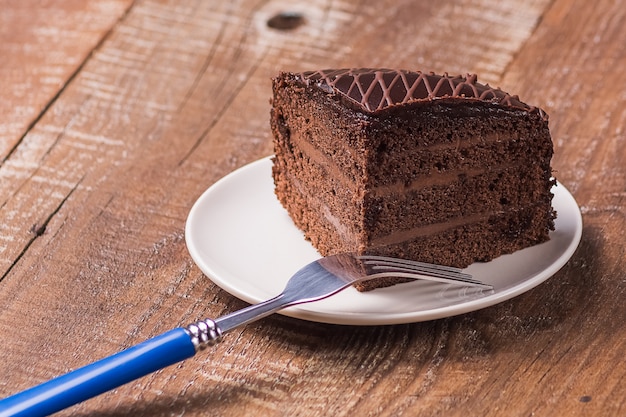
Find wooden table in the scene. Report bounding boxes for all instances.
[1,1,624,416]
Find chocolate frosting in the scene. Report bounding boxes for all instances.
[295,68,547,119]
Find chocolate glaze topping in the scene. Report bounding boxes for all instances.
[296,68,547,119]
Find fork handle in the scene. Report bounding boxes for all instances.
[0,295,283,417]
[0,328,198,417]
[0,295,287,417]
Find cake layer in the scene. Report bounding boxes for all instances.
[271,79,369,184]
[272,76,551,189]
[364,104,552,186]
[363,204,552,265]
[364,166,553,238]
[272,149,363,243]
[272,158,364,255]
[355,204,551,292]
[275,147,553,253]
[274,126,552,238]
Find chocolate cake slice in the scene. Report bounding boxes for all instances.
[270,68,556,291]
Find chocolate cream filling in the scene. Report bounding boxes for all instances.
[288,127,532,198]
[279,147,548,248]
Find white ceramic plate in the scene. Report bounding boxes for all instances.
[185,157,583,325]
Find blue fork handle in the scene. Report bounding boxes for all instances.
[0,328,196,417]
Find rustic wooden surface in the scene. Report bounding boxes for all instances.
[1,0,624,416]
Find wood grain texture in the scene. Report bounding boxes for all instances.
[500,1,626,415]
[0,0,624,416]
[0,0,134,158]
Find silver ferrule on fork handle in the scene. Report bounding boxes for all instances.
[184,318,223,350]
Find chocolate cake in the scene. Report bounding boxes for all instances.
[270,68,556,291]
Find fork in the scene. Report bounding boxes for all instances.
[0,253,491,417]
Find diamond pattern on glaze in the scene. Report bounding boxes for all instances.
[297,68,545,119]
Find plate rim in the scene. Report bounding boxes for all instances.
[185,156,583,325]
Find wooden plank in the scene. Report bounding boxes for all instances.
[497,0,626,415]
[0,0,134,158]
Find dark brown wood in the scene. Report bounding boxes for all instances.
[0,0,624,416]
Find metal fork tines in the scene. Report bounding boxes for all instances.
[358,255,485,287]
[193,253,493,347]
